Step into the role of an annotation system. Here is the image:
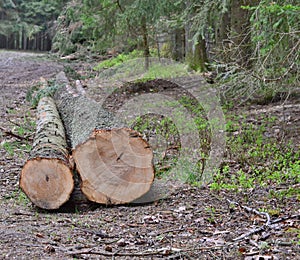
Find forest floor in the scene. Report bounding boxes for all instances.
[0,50,299,259]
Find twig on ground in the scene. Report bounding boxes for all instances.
[233,224,268,242]
[68,244,240,258]
[227,199,271,225]
[227,199,271,241]
[155,227,185,236]
[0,126,32,142]
[6,118,34,132]
[68,247,182,257]
[271,214,300,224]
[227,199,300,242]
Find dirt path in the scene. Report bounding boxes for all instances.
[0,51,299,259]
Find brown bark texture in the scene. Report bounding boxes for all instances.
[20,96,74,209]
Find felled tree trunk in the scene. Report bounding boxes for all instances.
[54,72,154,205]
[20,97,74,209]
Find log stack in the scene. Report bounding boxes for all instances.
[55,72,154,204]
[20,72,155,208]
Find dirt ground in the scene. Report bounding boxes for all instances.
[0,51,299,259]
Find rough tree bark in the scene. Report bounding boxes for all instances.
[54,72,154,205]
[230,0,258,67]
[141,16,150,71]
[20,96,74,209]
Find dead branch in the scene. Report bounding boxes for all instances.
[6,118,35,132]
[227,199,300,242]
[0,126,32,142]
[233,224,268,242]
[68,247,182,257]
[227,199,271,225]
[271,214,300,225]
[227,199,271,241]
[68,242,244,258]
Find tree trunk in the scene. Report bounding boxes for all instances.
[215,11,231,62]
[184,0,193,58]
[194,36,209,71]
[20,97,74,209]
[141,16,150,71]
[54,72,154,205]
[172,28,185,61]
[230,0,256,67]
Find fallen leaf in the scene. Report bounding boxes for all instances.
[238,247,246,254]
[143,215,160,223]
[174,206,186,212]
[44,245,55,253]
[104,245,112,252]
[116,238,126,247]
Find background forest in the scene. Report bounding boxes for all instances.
[0,0,299,100]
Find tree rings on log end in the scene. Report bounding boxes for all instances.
[20,158,74,209]
[73,128,155,205]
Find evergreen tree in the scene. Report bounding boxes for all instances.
[0,0,65,50]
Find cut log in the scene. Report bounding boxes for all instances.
[73,128,153,204]
[20,96,74,209]
[54,72,154,204]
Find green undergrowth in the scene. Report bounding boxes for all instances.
[1,112,34,159]
[26,65,85,108]
[26,79,58,108]
[5,189,31,207]
[210,111,300,199]
[126,76,299,198]
[1,141,32,157]
[131,94,210,181]
[94,49,190,80]
[3,188,24,205]
[142,62,190,79]
[94,50,144,70]
[1,114,35,202]
[64,65,83,80]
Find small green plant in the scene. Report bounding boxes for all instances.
[25,84,40,103]
[94,50,144,70]
[1,139,32,158]
[8,189,30,206]
[2,142,15,156]
[269,187,300,201]
[6,108,18,114]
[142,63,189,79]
[17,190,30,206]
[205,206,217,224]
[26,82,58,108]
[64,65,82,80]
[16,126,25,136]
[237,169,255,189]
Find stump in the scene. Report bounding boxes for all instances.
[54,72,154,204]
[20,97,74,209]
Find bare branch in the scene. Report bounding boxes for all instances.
[0,126,32,142]
[68,247,182,257]
[227,199,300,242]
